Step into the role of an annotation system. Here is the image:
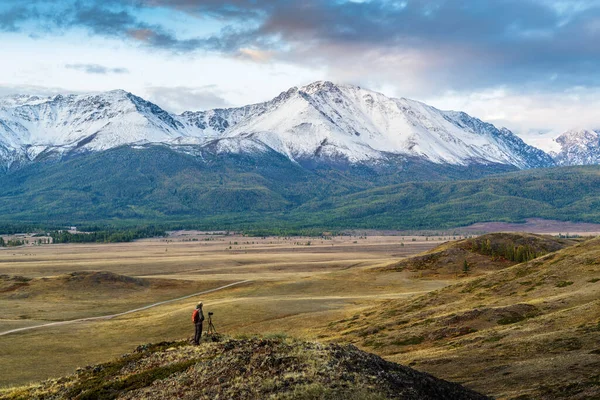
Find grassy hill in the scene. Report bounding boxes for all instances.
[0,271,231,322]
[0,337,489,400]
[379,233,577,278]
[0,145,600,231]
[296,166,600,230]
[327,236,600,399]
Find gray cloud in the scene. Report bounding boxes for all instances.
[0,83,229,114]
[53,4,244,53]
[0,84,81,98]
[65,63,130,74]
[141,0,268,19]
[233,0,600,92]
[142,85,232,113]
[0,5,38,32]
[3,1,600,97]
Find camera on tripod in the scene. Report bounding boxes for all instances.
[206,311,217,336]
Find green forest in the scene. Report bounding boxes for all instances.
[49,226,166,243]
[0,146,599,234]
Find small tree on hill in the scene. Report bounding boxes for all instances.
[0,237,5,247]
[462,259,470,274]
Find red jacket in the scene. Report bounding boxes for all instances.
[192,309,205,323]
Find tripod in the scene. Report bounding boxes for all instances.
[206,313,217,336]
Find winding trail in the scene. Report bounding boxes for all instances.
[0,280,252,337]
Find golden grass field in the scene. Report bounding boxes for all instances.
[2,232,598,399]
[0,233,445,388]
[325,235,600,399]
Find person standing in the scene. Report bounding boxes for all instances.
[192,302,205,345]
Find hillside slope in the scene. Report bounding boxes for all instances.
[296,165,600,230]
[0,271,228,322]
[0,337,489,400]
[0,147,598,229]
[380,233,577,278]
[329,237,600,399]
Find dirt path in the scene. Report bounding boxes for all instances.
[0,280,252,337]
[203,290,437,306]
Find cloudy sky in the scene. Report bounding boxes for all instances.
[1,0,600,147]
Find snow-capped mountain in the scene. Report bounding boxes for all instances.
[0,81,555,171]
[0,90,185,159]
[551,129,600,166]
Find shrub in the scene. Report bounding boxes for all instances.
[555,281,574,288]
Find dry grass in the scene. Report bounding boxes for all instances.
[0,272,234,322]
[326,236,600,399]
[5,232,595,399]
[0,234,441,388]
[0,337,489,400]
[378,232,577,279]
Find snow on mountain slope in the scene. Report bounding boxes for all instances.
[178,101,272,138]
[0,81,555,170]
[222,81,552,167]
[552,129,600,166]
[0,90,187,161]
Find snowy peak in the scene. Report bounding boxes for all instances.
[0,90,186,158]
[0,81,555,170]
[556,128,600,145]
[220,81,552,167]
[552,128,600,166]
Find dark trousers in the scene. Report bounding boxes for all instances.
[194,322,203,344]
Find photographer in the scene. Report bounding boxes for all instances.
[192,302,204,345]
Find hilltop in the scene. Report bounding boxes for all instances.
[0,271,209,302]
[329,236,600,399]
[0,272,150,296]
[0,337,489,400]
[380,232,577,278]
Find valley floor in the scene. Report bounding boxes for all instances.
[2,232,598,399]
[0,233,442,387]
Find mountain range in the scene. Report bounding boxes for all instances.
[0,81,575,172]
[1,81,600,230]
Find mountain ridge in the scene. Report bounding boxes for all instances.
[0,81,555,171]
[552,128,600,166]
